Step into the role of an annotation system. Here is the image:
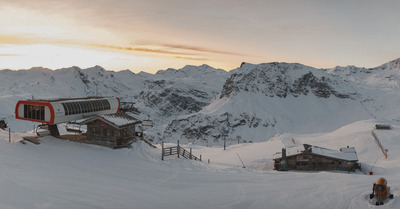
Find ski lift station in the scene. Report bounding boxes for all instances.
[15,97,120,137]
[15,97,144,148]
[15,97,120,125]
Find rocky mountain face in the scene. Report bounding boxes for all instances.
[164,62,363,142]
[134,65,228,118]
[220,62,352,99]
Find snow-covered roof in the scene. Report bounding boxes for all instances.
[81,112,141,128]
[307,145,358,161]
[279,144,358,162]
[101,114,140,127]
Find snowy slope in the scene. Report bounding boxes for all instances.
[1,120,400,209]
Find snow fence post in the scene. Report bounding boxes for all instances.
[222,134,228,150]
[161,141,164,161]
[177,140,180,158]
[9,128,11,142]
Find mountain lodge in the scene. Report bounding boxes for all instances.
[273,144,359,172]
[80,112,141,148]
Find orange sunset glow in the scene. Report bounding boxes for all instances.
[1,0,400,73]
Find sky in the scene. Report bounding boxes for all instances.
[1,0,400,73]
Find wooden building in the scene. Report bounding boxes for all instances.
[80,112,141,148]
[273,144,359,172]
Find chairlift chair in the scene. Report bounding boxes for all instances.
[36,124,50,136]
[142,115,153,127]
[65,121,82,133]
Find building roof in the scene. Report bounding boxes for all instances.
[30,97,112,103]
[275,144,358,162]
[305,144,358,161]
[80,112,141,129]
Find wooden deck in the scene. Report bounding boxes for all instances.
[22,136,41,145]
[57,134,88,143]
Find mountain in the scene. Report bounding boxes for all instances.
[164,59,400,144]
[134,64,228,119]
[164,62,366,143]
[0,64,228,132]
[2,59,400,144]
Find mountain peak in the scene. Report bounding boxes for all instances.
[379,58,400,70]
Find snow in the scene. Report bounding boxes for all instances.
[2,60,400,208]
[100,114,140,127]
[309,145,358,161]
[1,119,400,209]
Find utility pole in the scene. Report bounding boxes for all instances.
[223,134,228,150]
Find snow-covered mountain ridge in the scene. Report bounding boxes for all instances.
[220,62,353,99]
[2,59,400,143]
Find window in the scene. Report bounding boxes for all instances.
[62,99,111,115]
[75,102,82,114]
[40,106,45,120]
[23,104,45,121]
[24,104,28,118]
[88,101,95,112]
[82,101,90,113]
[62,103,69,115]
[71,102,79,114]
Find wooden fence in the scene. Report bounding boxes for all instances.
[162,140,201,161]
[371,130,388,159]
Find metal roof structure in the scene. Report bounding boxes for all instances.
[306,144,358,161]
[275,144,358,162]
[80,112,141,129]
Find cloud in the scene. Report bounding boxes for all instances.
[134,41,249,57]
[89,44,210,62]
[0,54,20,56]
[174,56,208,61]
[96,44,197,56]
[161,43,246,56]
[132,48,196,56]
[0,35,36,45]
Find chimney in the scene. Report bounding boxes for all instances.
[282,148,287,159]
[281,148,288,171]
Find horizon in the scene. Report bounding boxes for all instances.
[1,0,400,73]
[1,57,399,74]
